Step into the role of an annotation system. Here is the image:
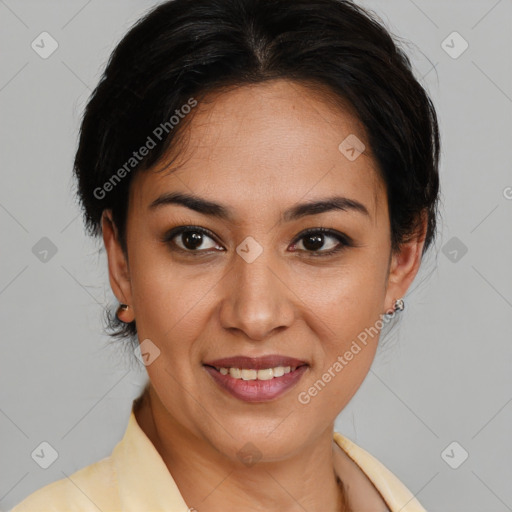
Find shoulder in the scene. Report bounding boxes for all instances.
[9,455,119,512]
[333,432,427,512]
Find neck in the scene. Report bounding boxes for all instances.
[134,385,349,512]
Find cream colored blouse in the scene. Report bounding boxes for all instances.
[10,399,427,512]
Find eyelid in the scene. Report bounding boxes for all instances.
[161,225,220,246]
[291,227,353,246]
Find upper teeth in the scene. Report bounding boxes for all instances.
[217,366,297,380]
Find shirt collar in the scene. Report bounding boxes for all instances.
[112,397,425,512]
[112,399,190,512]
[333,432,427,512]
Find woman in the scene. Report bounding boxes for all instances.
[11,0,439,510]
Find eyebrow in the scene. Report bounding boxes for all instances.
[149,191,370,222]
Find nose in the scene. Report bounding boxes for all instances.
[218,245,296,342]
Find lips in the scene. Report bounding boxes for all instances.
[203,355,310,402]
[203,363,308,402]
[203,354,308,370]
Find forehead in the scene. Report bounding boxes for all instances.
[130,79,385,223]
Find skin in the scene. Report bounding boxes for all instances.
[102,79,427,511]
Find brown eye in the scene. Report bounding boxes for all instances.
[290,228,352,257]
[163,226,223,254]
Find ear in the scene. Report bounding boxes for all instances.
[101,210,133,308]
[384,212,428,312]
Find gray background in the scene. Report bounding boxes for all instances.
[1,0,511,510]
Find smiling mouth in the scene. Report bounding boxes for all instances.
[202,354,309,401]
[204,364,308,381]
[203,363,309,402]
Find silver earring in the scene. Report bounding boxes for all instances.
[393,298,405,312]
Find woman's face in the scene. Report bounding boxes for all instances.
[105,79,424,461]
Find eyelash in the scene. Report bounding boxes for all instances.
[161,225,352,258]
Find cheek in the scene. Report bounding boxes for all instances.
[127,240,221,354]
[303,251,388,335]
[301,253,388,401]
